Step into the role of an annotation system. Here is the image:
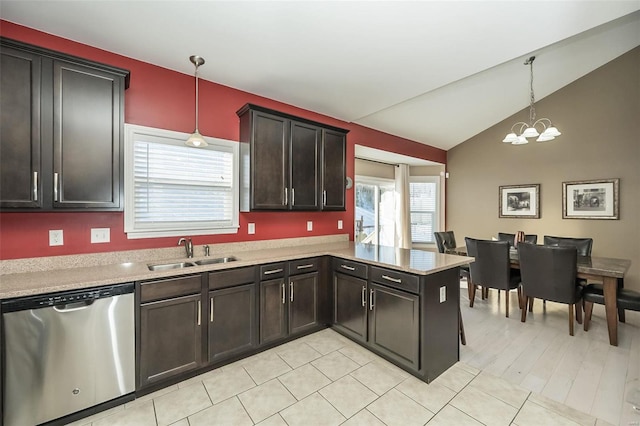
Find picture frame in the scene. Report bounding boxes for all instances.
[499,184,540,218]
[563,178,619,219]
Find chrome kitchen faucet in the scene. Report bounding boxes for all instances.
[178,237,194,258]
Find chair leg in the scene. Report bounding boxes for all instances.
[459,309,466,346]
[505,291,510,318]
[529,297,534,312]
[517,286,522,309]
[575,302,583,325]
[584,301,594,331]
[521,291,528,323]
[619,308,626,323]
[469,280,477,308]
[568,304,575,336]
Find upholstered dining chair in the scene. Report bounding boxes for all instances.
[465,238,521,317]
[543,235,593,256]
[498,232,538,247]
[582,284,640,331]
[518,242,583,335]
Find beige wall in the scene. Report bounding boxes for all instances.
[355,158,396,179]
[447,47,640,290]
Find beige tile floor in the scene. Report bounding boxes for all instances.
[68,282,640,426]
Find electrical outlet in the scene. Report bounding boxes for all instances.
[49,230,64,246]
[307,221,313,231]
[248,223,255,234]
[91,228,110,243]
[338,220,343,230]
[439,286,446,303]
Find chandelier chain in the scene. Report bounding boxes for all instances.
[528,58,536,125]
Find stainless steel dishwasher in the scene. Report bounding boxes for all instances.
[2,283,135,426]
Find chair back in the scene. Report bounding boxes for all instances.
[543,235,593,256]
[518,242,579,303]
[465,238,510,289]
[498,232,538,247]
[434,231,457,253]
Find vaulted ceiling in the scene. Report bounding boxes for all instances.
[2,1,639,150]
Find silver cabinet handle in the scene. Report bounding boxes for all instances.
[53,172,59,201]
[291,187,295,206]
[290,282,294,302]
[284,187,288,206]
[264,268,283,275]
[297,264,314,270]
[340,264,355,271]
[361,286,366,307]
[323,190,327,206]
[281,283,286,304]
[210,298,214,322]
[33,171,38,201]
[369,289,374,311]
[382,275,402,284]
[197,300,201,326]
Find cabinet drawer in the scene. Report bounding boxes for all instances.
[209,266,256,290]
[260,262,286,280]
[370,266,419,294]
[289,258,319,275]
[140,275,202,303]
[332,258,368,279]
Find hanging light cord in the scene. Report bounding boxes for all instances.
[526,56,536,126]
[194,62,200,132]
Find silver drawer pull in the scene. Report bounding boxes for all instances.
[361,286,366,307]
[340,264,355,271]
[197,300,201,326]
[323,190,327,206]
[382,275,402,284]
[284,187,288,206]
[210,298,214,322]
[297,264,314,270]
[291,187,295,206]
[281,283,286,304]
[264,268,283,275]
[53,172,59,202]
[369,289,374,311]
[33,171,38,201]
[290,282,294,302]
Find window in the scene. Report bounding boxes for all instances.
[409,177,439,243]
[354,177,395,246]
[124,124,239,239]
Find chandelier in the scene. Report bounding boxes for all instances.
[502,56,561,145]
[185,55,208,148]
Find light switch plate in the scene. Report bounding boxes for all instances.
[307,221,313,231]
[91,228,110,243]
[439,286,446,303]
[338,220,343,230]
[49,230,63,246]
[248,223,255,234]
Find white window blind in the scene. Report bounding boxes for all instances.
[410,180,437,243]
[124,124,239,239]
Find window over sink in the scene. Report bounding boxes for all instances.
[124,124,239,239]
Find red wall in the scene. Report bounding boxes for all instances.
[0,21,446,260]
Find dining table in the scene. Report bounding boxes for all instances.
[450,246,632,346]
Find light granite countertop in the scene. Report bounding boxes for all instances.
[0,240,473,300]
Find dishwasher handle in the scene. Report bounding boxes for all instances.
[53,300,95,312]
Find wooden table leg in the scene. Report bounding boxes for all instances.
[603,276,618,346]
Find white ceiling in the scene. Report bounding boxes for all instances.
[2,1,639,151]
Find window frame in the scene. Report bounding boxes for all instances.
[124,123,239,239]
[354,175,396,247]
[409,176,440,244]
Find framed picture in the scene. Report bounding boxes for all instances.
[499,184,540,218]
[563,178,619,219]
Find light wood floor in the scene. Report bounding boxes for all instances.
[459,281,640,425]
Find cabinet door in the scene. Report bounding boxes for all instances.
[289,271,318,335]
[251,110,288,210]
[368,283,420,370]
[333,272,368,342]
[321,129,346,211]
[289,120,320,210]
[52,60,123,209]
[0,46,42,208]
[209,284,257,363]
[259,278,287,344]
[139,294,202,388]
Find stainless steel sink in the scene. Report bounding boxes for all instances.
[148,262,196,271]
[194,256,238,266]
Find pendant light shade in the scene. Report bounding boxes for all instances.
[502,56,561,145]
[185,55,207,148]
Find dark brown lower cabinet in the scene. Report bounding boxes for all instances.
[368,283,420,370]
[208,283,257,363]
[260,278,288,344]
[289,271,318,335]
[333,272,367,342]
[139,294,203,388]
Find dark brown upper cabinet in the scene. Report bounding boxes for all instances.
[237,104,348,212]
[0,38,129,211]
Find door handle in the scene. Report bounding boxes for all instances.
[284,187,288,206]
[361,286,366,307]
[369,289,374,311]
[291,187,295,206]
[323,190,327,206]
[53,172,59,202]
[33,171,38,201]
[290,282,294,302]
[281,283,286,304]
[53,300,94,312]
[210,298,214,322]
[197,300,201,326]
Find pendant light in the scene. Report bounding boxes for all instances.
[185,55,207,148]
[502,56,561,145]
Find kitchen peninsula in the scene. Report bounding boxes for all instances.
[0,236,472,424]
